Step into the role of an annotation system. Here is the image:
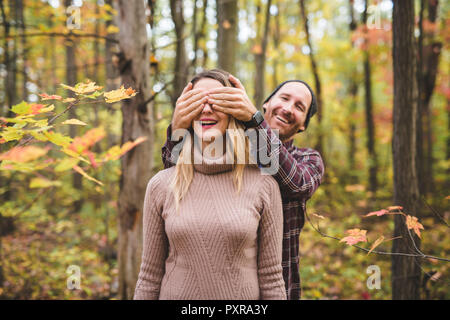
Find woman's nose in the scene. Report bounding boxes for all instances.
[202,102,213,113]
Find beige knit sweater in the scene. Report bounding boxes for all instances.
[133,147,286,300]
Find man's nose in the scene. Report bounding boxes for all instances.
[281,102,293,114]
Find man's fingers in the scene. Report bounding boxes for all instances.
[229,74,245,90]
[208,93,241,101]
[211,104,239,117]
[177,88,204,105]
[182,96,208,115]
[207,87,241,95]
[179,90,207,108]
[207,97,241,109]
[181,82,193,96]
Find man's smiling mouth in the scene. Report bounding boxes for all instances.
[275,116,289,124]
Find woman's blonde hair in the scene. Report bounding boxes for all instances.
[170,69,253,210]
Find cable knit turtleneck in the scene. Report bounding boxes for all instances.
[133,143,286,300]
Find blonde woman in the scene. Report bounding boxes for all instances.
[133,69,286,300]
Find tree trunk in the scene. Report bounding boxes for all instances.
[216,0,238,74]
[1,0,17,117]
[64,0,83,213]
[272,4,280,90]
[416,0,441,196]
[200,0,209,69]
[92,2,101,131]
[105,0,120,95]
[299,0,324,158]
[15,0,27,101]
[116,0,154,300]
[170,0,188,108]
[391,0,422,300]
[362,0,378,196]
[347,0,358,184]
[253,0,272,109]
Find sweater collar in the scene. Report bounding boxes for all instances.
[193,143,233,175]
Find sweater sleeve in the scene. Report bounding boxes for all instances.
[257,176,287,300]
[133,173,168,300]
[252,120,325,200]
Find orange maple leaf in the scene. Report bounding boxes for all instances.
[30,104,45,115]
[387,205,403,212]
[340,228,368,246]
[405,215,424,238]
[68,127,106,155]
[365,209,389,217]
[39,93,62,101]
[0,145,49,162]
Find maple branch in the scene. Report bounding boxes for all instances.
[305,212,450,262]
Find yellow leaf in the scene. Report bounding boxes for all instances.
[60,79,103,94]
[62,119,87,126]
[55,157,80,172]
[104,85,137,103]
[311,213,326,220]
[73,165,103,186]
[367,236,384,255]
[29,177,62,188]
[60,148,90,164]
[106,24,120,33]
[39,104,55,113]
[44,131,73,148]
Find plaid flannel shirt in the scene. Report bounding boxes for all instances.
[161,121,325,300]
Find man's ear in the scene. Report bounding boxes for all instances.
[262,102,267,113]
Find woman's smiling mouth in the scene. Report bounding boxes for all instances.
[199,118,218,129]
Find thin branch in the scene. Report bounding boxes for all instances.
[0,32,118,43]
[305,212,450,262]
[420,195,450,228]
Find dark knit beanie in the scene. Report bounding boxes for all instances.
[262,80,317,133]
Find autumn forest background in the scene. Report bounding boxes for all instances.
[0,0,449,300]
